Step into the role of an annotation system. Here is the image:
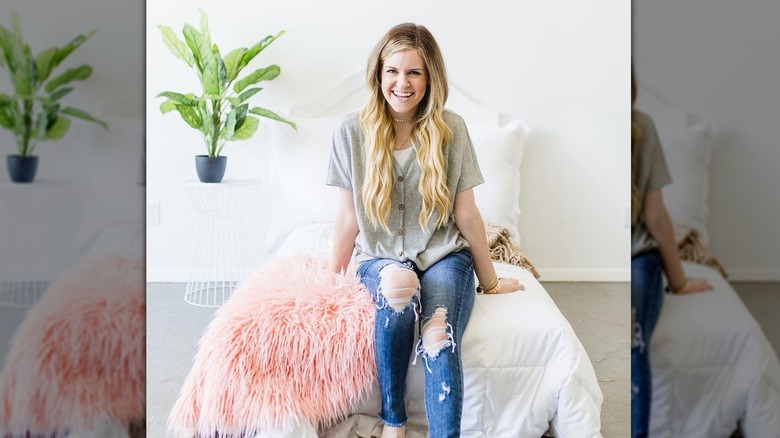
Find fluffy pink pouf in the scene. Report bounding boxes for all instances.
[168,255,376,437]
[0,254,145,436]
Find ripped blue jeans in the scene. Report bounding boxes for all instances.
[631,249,664,438]
[357,249,475,438]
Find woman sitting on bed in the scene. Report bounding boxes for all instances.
[631,67,712,438]
[327,23,523,438]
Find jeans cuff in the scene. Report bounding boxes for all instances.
[379,414,407,428]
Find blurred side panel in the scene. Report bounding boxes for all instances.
[0,0,144,436]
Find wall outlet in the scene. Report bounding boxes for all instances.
[147,202,161,225]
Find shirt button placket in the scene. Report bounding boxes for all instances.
[397,174,404,259]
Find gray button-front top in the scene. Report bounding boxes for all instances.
[326,109,484,271]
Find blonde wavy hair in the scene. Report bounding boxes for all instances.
[631,66,642,225]
[359,23,452,232]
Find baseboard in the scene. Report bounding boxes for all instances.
[536,269,630,282]
[723,268,780,282]
[149,268,632,283]
[146,269,190,283]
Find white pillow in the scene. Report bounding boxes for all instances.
[264,118,529,252]
[265,117,342,253]
[636,85,717,243]
[657,120,717,243]
[469,120,529,243]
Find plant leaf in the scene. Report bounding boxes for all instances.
[33,110,49,138]
[159,99,178,114]
[198,10,212,53]
[11,44,36,96]
[182,24,210,73]
[248,106,296,130]
[174,104,202,130]
[237,87,262,103]
[43,116,70,140]
[0,106,14,129]
[224,106,236,139]
[201,50,226,95]
[233,65,279,94]
[157,25,194,68]
[235,31,283,75]
[48,31,95,73]
[230,115,259,140]
[61,106,108,130]
[43,103,61,131]
[223,48,246,82]
[45,65,91,94]
[225,103,248,138]
[0,24,20,72]
[226,97,240,107]
[49,86,74,102]
[34,47,58,84]
[156,91,197,106]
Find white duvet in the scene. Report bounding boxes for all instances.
[276,223,603,438]
[650,262,780,437]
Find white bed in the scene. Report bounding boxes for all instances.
[650,262,780,437]
[636,84,780,437]
[259,73,604,437]
[274,224,602,437]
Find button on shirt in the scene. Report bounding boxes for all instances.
[326,110,484,270]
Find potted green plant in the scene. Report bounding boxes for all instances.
[156,11,296,183]
[0,11,107,183]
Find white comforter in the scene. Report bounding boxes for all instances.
[650,262,780,437]
[276,224,603,437]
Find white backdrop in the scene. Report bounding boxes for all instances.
[146,0,631,282]
[634,0,780,280]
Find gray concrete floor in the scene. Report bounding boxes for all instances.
[2,281,775,438]
[145,281,631,438]
[731,282,780,358]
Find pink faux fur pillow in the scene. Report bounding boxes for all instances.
[168,255,376,437]
[0,254,145,437]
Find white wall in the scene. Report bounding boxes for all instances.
[634,0,780,280]
[146,0,631,282]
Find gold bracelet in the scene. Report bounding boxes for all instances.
[477,276,499,294]
[484,278,503,294]
[665,279,687,294]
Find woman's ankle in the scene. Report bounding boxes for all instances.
[381,424,406,438]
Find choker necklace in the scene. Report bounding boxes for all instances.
[393,117,412,123]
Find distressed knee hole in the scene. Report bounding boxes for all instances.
[379,265,419,312]
[631,307,645,352]
[422,308,450,356]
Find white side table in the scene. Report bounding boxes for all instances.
[0,180,83,308]
[183,179,261,307]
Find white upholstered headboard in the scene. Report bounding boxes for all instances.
[265,72,527,252]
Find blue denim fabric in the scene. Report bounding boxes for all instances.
[357,249,475,438]
[631,249,664,438]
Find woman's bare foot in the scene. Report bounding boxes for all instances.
[381,425,405,438]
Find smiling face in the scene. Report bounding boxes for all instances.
[380,49,428,120]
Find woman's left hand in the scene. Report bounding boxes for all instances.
[496,277,524,294]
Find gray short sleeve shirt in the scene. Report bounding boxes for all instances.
[631,110,673,256]
[327,109,484,270]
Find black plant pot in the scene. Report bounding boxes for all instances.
[7,155,38,183]
[195,155,227,183]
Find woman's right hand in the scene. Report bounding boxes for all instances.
[496,277,524,293]
[674,277,713,294]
